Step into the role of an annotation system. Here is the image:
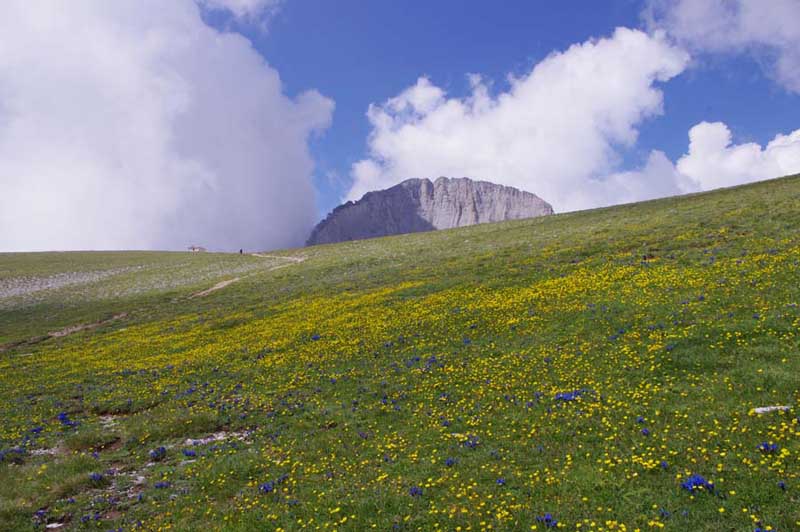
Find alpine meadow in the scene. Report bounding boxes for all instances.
[1,175,798,531]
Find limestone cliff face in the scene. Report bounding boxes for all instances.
[306,177,553,246]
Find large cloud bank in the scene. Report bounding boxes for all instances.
[349,26,800,211]
[348,28,690,211]
[0,0,332,252]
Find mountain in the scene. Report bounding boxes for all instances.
[306,176,554,246]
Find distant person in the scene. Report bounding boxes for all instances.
[239,249,243,255]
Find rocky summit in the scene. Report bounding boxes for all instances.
[306,177,553,246]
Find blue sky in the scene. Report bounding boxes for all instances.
[231,0,800,218]
[2,0,799,251]
[250,0,642,216]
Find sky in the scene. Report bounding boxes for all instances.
[1,0,799,252]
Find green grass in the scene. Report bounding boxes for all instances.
[1,175,799,530]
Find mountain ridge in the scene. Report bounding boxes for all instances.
[307,176,553,246]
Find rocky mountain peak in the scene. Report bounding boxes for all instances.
[306,177,553,246]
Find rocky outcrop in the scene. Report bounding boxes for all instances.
[306,177,553,246]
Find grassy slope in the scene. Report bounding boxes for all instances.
[0,175,799,531]
[0,251,288,345]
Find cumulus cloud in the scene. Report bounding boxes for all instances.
[646,0,800,92]
[607,122,800,199]
[677,122,800,189]
[0,0,332,252]
[347,28,690,212]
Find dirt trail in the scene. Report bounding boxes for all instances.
[250,253,307,263]
[0,312,128,353]
[49,312,128,337]
[188,253,306,298]
[189,277,240,298]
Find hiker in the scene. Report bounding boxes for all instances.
[239,249,243,255]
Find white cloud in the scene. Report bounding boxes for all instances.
[602,150,699,205]
[605,122,800,199]
[676,122,800,189]
[647,0,800,92]
[347,28,690,212]
[0,0,332,252]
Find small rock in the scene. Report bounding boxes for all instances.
[753,406,790,414]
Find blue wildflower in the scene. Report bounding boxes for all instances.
[778,480,786,491]
[554,391,576,401]
[88,472,103,482]
[154,481,170,489]
[681,474,714,493]
[149,446,167,461]
[462,434,480,449]
[536,513,558,528]
[554,389,588,402]
[641,428,650,436]
[182,449,196,458]
[409,486,423,497]
[758,442,779,454]
[259,481,275,493]
[57,412,78,428]
[445,458,456,467]
[496,478,506,486]
[311,334,320,341]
